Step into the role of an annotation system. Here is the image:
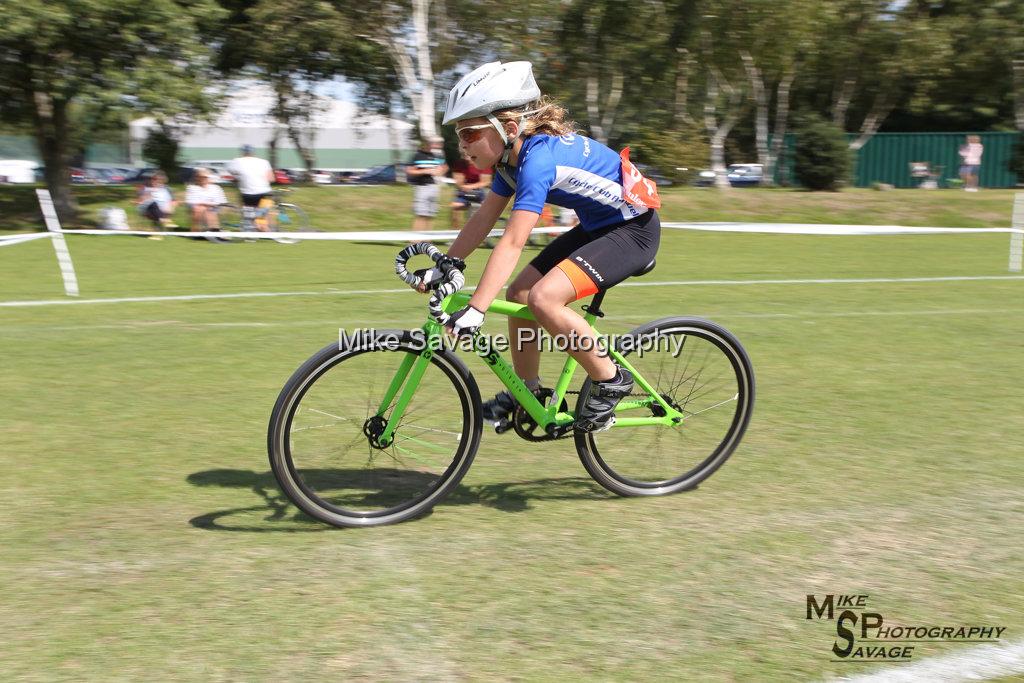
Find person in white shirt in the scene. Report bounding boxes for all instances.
[228,144,275,230]
[185,168,228,231]
[136,171,178,228]
[958,135,984,192]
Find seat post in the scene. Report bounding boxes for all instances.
[583,290,607,318]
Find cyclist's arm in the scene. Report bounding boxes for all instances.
[467,209,539,311]
[447,190,510,260]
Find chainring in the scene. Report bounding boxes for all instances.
[513,388,571,441]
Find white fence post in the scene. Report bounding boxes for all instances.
[1010,193,1024,273]
[36,189,80,297]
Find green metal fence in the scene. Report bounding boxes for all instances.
[851,132,1020,189]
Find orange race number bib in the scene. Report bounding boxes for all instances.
[619,147,662,209]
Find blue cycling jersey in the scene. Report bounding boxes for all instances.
[490,134,647,231]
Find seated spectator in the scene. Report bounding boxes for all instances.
[449,157,492,229]
[185,168,228,232]
[136,171,178,228]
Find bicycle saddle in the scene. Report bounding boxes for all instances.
[632,259,656,277]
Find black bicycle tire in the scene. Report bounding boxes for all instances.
[267,332,483,528]
[574,317,755,497]
[271,203,310,243]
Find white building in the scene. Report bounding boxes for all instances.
[129,85,415,171]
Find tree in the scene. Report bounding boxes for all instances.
[793,114,850,190]
[0,0,223,223]
[733,0,818,185]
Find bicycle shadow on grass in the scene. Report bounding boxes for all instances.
[186,468,613,532]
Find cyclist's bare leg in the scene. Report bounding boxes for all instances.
[527,269,616,381]
[506,265,544,381]
[450,203,464,230]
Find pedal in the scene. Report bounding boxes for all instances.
[493,417,512,434]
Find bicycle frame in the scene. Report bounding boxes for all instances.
[372,292,684,446]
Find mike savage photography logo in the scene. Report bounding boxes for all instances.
[806,594,1007,663]
[337,328,689,357]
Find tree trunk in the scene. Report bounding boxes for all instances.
[31,91,78,224]
[740,52,769,182]
[832,76,856,128]
[267,129,280,170]
[703,67,742,189]
[674,48,696,127]
[1013,57,1024,131]
[412,0,437,139]
[849,93,893,151]
[766,69,796,186]
[586,69,623,144]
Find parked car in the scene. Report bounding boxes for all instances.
[694,169,717,187]
[312,169,335,184]
[634,163,673,187]
[0,159,40,184]
[274,169,292,184]
[123,167,160,184]
[348,164,397,184]
[727,163,764,187]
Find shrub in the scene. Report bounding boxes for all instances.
[142,126,181,179]
[793,114,850,191]
[631,123,709,185]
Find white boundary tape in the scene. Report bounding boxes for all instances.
[830,639,1024,683]
[35,189,78,297]
[0,233,52,248]
[1010,193,1023,272]
[661,221,1024,236]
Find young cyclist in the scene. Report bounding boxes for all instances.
[420,60,662,433]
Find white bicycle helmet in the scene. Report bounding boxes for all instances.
[443,61,540,125]
[443,61,541,165]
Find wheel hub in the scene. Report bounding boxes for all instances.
[363,415,391,449]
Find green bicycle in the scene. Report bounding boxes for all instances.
[267,243,754,528]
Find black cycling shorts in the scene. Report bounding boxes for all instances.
[529,209,660,299]
[241,192,271,207]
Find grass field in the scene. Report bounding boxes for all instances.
[0,183,1021,233]
[2,191,1023,680]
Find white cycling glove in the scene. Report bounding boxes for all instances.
[446,306,484,338]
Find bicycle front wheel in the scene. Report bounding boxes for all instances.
[575,317,754,496]
[272,203,311,244]
[209,203,243,242]
[268,332,482,527]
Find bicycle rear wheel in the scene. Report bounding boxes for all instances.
[272,203,311,244]
[575,317,754,496]
[268,332,483,527]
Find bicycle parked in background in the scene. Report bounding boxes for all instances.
[214,189,312,244]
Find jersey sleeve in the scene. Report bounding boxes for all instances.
[511,146,554,214]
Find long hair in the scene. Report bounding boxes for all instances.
[494,96,577,137]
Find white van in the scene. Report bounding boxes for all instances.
[190,160,235,184]
[0,159,40,184]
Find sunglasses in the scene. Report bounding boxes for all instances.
[455,123,493,145]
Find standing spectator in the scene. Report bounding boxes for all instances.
[185,168,228,232]
[136,171,178,228]
[406,136,448,231]
[958,135,984,192]
[449,157,492,229]
[228,144,275,230]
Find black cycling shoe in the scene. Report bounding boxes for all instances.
[481,390,518,425]
[575,367,634,433]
